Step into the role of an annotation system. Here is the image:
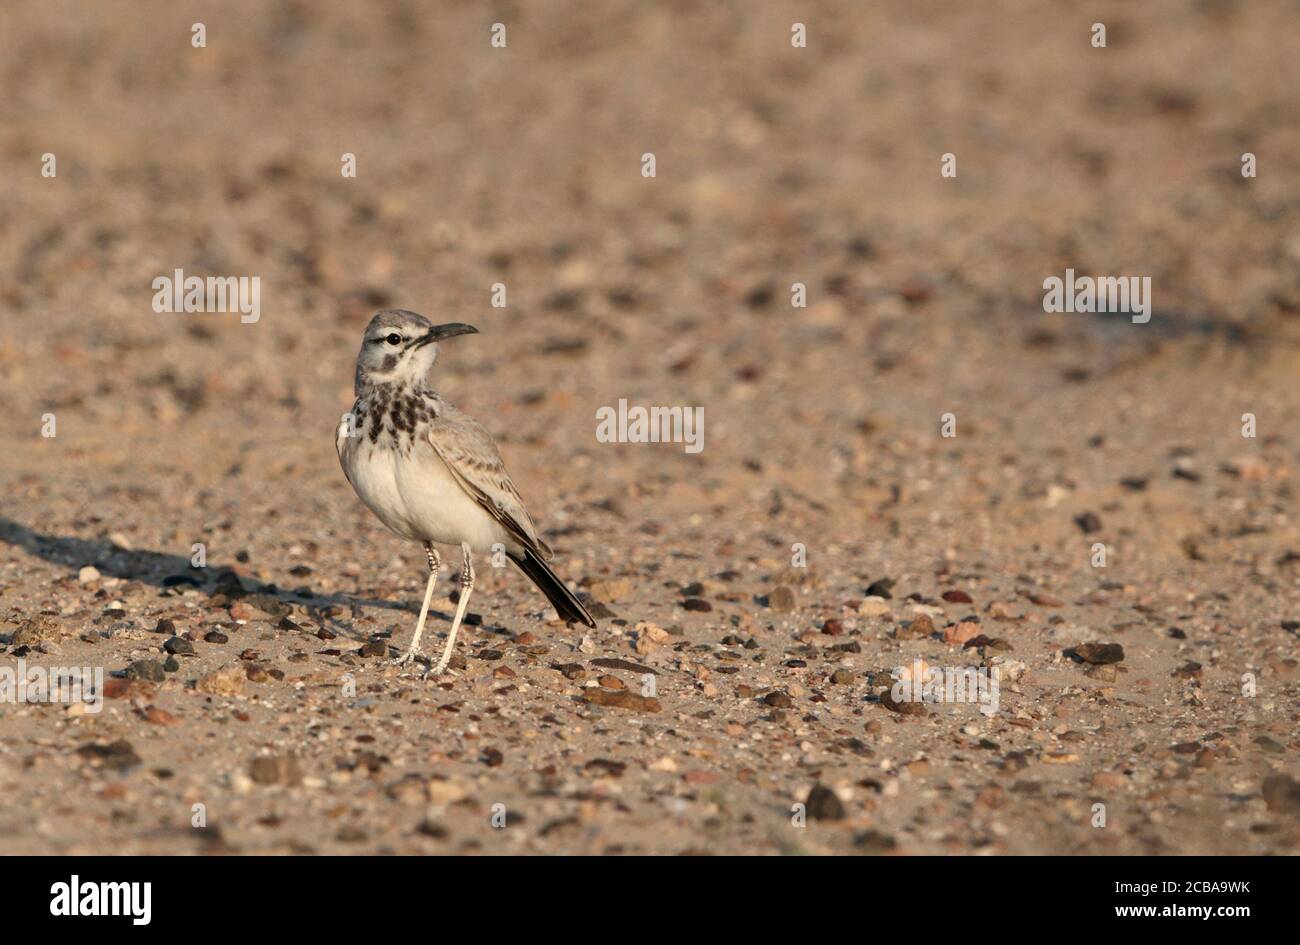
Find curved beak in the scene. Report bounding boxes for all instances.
[415,323,479,347]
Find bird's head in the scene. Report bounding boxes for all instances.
[354,309,478,392]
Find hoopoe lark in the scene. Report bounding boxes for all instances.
[336,309,595,676]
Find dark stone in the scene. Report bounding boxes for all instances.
[805,783,846,821]
[1068,642,1124,665]
[865,578,895,599]
[1262,775,1300,814]
[76,739,142,773]
[245,594,291,618]
[1074,512,1103,534]
[125,660,167,682]
[854,830,898,853]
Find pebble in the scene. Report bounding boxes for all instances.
[125,660,167,682]
[1090,771,1127,790]
[144,706,180,726]
[244,594,292,618]
[634,622,671,654]
[988,601,1024,621]
[197,665,246,696]
[1253,736,1285,755]
[591,657,657,675]
[245,664,276,683]
[78,566,101,584]
[163,636,195,656]
[76,740,142,773]
[1261,775,1300,815]
[387,776,428,804]
[880,689,927,716]
[426,779,471,805]
[896,614,934,640]
[1224,455,1268,480]
[249,754,303,786]
[763,690,794,708]
[582,689,661,712]
[942,589,973,604]
[585,758,625,778]
[804,784,846,820]
[10,616,61,645]
[1070,642,1125,665]
[768,585,796,613]
[854,830,897,853]
[103,678,156,700]
[1074,512,1102,534]
[865,578,894,599]
[858,597,891,618]
[204,630,229,644]
[416,820,449,839]
[943,621,981,645]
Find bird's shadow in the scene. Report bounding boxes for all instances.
[0,516,422,641]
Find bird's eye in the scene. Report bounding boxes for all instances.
[386,334,402,346]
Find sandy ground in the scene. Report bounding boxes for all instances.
[1,0,1299,855]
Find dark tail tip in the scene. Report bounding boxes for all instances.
[509,547,596,628]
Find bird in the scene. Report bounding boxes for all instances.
[336,309,596,676]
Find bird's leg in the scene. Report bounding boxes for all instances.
[427,543,474,677]
[393,543,440,666]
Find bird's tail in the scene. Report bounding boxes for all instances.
[508,547,596,628]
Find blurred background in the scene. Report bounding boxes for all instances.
[2,1,1297,539]
[0,1,1297,854]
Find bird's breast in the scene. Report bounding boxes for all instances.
[341,434,504,551]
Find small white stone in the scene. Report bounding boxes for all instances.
[78,565,101,583]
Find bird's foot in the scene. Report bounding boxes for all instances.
[421,660,452,680]
[387,650,425,671]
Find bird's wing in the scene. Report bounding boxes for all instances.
[426,406,552,559]
[335,409,358,486]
